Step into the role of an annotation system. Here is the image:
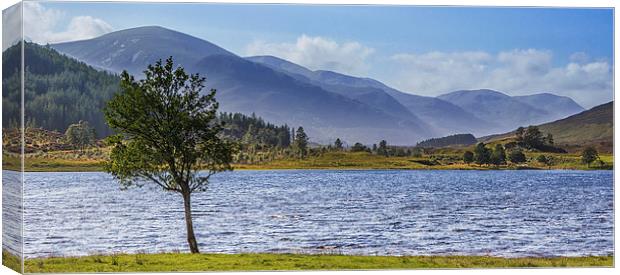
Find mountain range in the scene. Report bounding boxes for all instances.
[50,26,587,145]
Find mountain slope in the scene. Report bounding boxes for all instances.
[246,55,427,126]
[247,55,492,136]
[2,42,119,137]
[52,26,235,76]
[438,89,551,132]
[481,101,612,152]
[513,93,584,121]
[51,26,436,144]
[537,101,612,145]
[192,54,432,144]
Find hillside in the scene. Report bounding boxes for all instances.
[416,134,477,148]
[513,93,584,121]
[247,55,495,136]
[538,101,613,149]
[2,42,120,137]
[481,101,613,152]
[44,26,592,145]
[438,89,550,132]
[52,26,235,76]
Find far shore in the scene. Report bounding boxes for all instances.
[1,154,613,173]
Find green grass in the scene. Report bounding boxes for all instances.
[23,252,613,272]
[236,151,612,171]
[2,250,22,273]
[3,150,613,172]
[3,153,105,172]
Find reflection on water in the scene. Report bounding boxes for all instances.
[22,169,613,258]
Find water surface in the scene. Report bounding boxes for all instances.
[21,169,613,258]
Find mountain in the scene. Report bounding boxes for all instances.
[52,26,235,76]
[482,101,612,152]
[3,42,119,137]
[50,26,590,144]
[246,55,426,126]
[513,93,584,121]
[52,26,432,144]
[438,89,554,132]
[537,101,612,149]
[247,55,494,136]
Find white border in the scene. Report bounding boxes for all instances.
[0,1,616,275]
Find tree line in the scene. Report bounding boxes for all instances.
[2,42,120,137]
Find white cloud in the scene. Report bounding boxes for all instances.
[388,49,612,108]
[246,35,375,76]
[22,2,112,44]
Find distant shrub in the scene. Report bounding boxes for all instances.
[508,150,527,163]
[463,151,474,163]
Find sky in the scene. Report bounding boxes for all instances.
[8,1,614,108]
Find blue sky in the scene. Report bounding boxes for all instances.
[20,2,614,107]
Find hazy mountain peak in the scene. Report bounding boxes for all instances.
[245,55,314,80]
[52,25,235,76]
[438,89,511,100]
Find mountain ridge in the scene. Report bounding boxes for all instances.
[48,26,592,145]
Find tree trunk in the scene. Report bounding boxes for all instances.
[182,191,200,253]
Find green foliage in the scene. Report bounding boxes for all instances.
[411,148,423,158]
[334,138,343,150]
[473,142,492,165]
[65,120,96,151]
[462,151,474,163]
[3,42,120,137]
[490,144,506,165]
[417,133,477,148]
[536,154,555,167]
[516,126,544,149]
[293,127,309,159]
[103,57,236,253]
[350,142,370,152]
[219,112,290,148]
[581,147,599,167]
[377,140,388,156]
[508,149,527,164]
[513,125,564,153]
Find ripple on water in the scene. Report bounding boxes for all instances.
[18,169,614,258]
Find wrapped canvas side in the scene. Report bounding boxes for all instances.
[2,2,24,274]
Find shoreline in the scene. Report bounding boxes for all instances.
[3,166,614,173]
[14,251,613,272]
[3,151,612,172]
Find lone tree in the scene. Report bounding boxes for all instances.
[103,57,235,254]
[377,140,388,157]
[581,146,599,167]
[462,151,474,164]
[490,144,506,166]
[334,138,343,151]
[516,125,544,149]
[473,142,492,165]
[294,126,309,159]
[350,142,369,152]
[508,149,527,164]
[65,120,96,151]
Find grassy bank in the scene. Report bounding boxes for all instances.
[2,250,21,273]
[237,152,613,171]
[23,252,613,272]
[3,151,613,172]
